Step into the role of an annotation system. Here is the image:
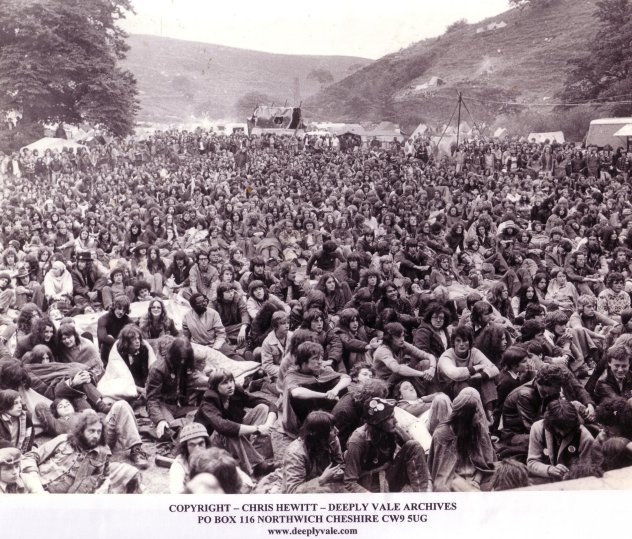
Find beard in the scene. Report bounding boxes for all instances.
[80,434,101,450]
[192,304,207,315]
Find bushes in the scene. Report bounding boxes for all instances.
[494,108,595,142]
[0,122,45,153]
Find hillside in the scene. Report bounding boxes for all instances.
[122,35,370,123]
[305,0,601,133]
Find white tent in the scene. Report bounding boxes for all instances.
[431,134,457,157]
[527,131,565,144]
[409,123,429,139]
[586,117,632,148]
[613,124,632,137]
[493,127,508,138]
[22,137,86,153]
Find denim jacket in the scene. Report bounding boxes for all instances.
[22,434,111,493]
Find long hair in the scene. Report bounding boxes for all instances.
[300,411,336,472]
[449,401,482,461]
[16,303,43,334]
[0,361,31,390]
[338,308,360,331]
[301,308,325,332]
[57,322,80,347]
[32,316,56,347]
[516,285,539,313]
[315,273,340,296]
[68,410,106,449]
[145,298,171,332]
[490,459,530,491]
[116,324,144,357]
[27,344,54,364]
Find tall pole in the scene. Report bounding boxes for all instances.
[456,91,462,148]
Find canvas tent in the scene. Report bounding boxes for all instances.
[409,123,429,139]
[613,123,632,150]
[527,131,565,144]
[22,137,86,153]
[586,118,632,148]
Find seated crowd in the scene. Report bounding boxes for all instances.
[1,129,632,494]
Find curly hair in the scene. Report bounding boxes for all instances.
[489,459,530,491]
[68,410,106,449]
[16,303,43,334]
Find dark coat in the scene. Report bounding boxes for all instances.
[594,368,632,404]
[194,386,277,437]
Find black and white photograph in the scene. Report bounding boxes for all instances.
[1,0,631,536]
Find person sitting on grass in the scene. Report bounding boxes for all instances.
[344,397,430,493]
[282,410,344,493]
[282,342,351,439]
[194,368,278,478]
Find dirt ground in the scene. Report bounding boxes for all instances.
[114,410,292,494]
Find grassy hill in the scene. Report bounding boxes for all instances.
[305,0,602,135]
[122,34,370,123]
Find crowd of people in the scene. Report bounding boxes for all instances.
[1,127,632,495]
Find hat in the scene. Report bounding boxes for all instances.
[363,398,395,425]
[179,422,209,444]
[0,271,11,282]
[76,250,92,261]
[132,243,150,254]
[0,447,21,466]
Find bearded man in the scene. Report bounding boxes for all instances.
[21,410,141,493]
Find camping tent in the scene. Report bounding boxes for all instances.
[586,118,632,148]
[527,131,565,144]
[409,123,429,139]
[613,123,632,150]
[22,137,86,153]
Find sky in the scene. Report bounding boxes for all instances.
[122,0,510,59]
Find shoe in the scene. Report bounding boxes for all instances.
[95,399,112,414]
[252,459,277,478]
[130,444,150,470]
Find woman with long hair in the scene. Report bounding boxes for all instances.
[0,389,35,452]
[413,302,451,359]
[282,410,344,493]
[139,298,179,340]
[512,284,541,319]
[356,268,382,303]
[57,322,104,380]
[427,388,496,491]
[146,246,167,295]
[488,281,514,322]
[314,273,352,317]
[245,280,289,321]
[333,308,370,374]
[14,316,58,360]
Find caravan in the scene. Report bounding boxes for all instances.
[586,118,632,149]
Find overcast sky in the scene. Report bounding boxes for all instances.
[123,0,510,59]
